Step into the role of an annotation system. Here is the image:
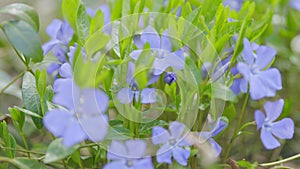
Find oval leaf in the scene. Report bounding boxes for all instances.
[0,3,39,31]
[2,20,43,63]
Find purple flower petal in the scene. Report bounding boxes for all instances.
[208,138,222,157]
[169,121,186,139]
[255,110,265,130]
[290,0,300,10]
[107,141,128,160]
[78,89,109,114]
[63,119,87,147]
[130,50,143,60]
[99,4,111,25]
[79,115,108,142]
[133,157,154,169]
[255,46,276,69]
[59,63,72,78]
[53,79,80,110]
[147,74,160,85]
[141,88,156,103]
[242,38,255,64]
[271,118,294,139]
[117,87,134,104]
[126,62,136,84]
[56,20,74,43]
[211,119,227,137]
[42,40,61,55]
[43,109,71,137]
[141,26,160,49]
[161,30,172,51]
[172,147,190,166]
[46,19,62,38]
[103,161,125,169]
[47,63,60,75]
[264,99,284,122]
[126,140,147,158]
[156,144,172,164]
[152,126,170,145]
[237,62,251,80]
[260,127,280,150]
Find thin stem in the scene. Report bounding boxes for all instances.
[20,131,31,158]
[0,71,25,95]
[12,46,35,75]
[62,160,68,169]
[224,92,249,161]
[0,145,44,155]
[260,154,300,167]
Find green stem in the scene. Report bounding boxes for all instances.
[62,160,68,169]
[0,145,43,155]
[224,92,249,161]
[260,154,300,167]
[12,46,35,75]
[0,71,25,95]
[20,131,31,158]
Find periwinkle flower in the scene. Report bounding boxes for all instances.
[223,0,243,11]
[130,26,184,76]
[104,140,153,169]
[197,117,227,157]
[43,19,74,75]
[290,0,300,11]
[43,78,109,147]
[152,121,191,166]
[255,99,294,150]
[231,38,282,100]
[164,72,177,85]
[117,62,156,104]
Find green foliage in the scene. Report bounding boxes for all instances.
[0,3,39,31]
[62,0,80,30]
[21,72,43,129]
[0,121,16,158]
[44,139,79,163]
[8,108,25,131]
[1,20,43,63]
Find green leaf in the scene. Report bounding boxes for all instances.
[22,72,43,128]
[0,3,39,31]
[62,0,80,30]
[0,121,16,158]
[223,104,237,121]
[76,4,90,44]
[44,139,79,163]
[35,70,47,99]
[12,158,48,169]
[237,159,258,169]
[13,106,42,119]
[105,125,131,140]
[85,31,110,57]
[1,20,43,63]
[8,107,25,131]
[90,10,104,35]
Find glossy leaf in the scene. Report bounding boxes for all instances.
[62,0,80,30]
[0,3,39,31]
[2,20,43,63]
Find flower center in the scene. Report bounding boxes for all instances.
[126,160,134,167]
[169,138,176,146]
[130,82,139,92]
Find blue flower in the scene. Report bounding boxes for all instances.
[130,26,184,76]
[152,121,191,166]
[231,38,282,100]
[43,78,109,147]
[223,0,243,11]
[290,0,300,10]
[197,117,227,157]
[164,72,177,85]
[104,140,154,169]
[255,99,294,150]
[43,19,74,75]
[117,62,156,104]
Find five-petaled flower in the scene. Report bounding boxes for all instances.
[255,99,294,150]
[43,78,109,147]
[152,121,191,166]
[104,140,154,169]
[196,117,227,157]
[231,38,282,100]
[117,62,156,104]
[130,26,184,76]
